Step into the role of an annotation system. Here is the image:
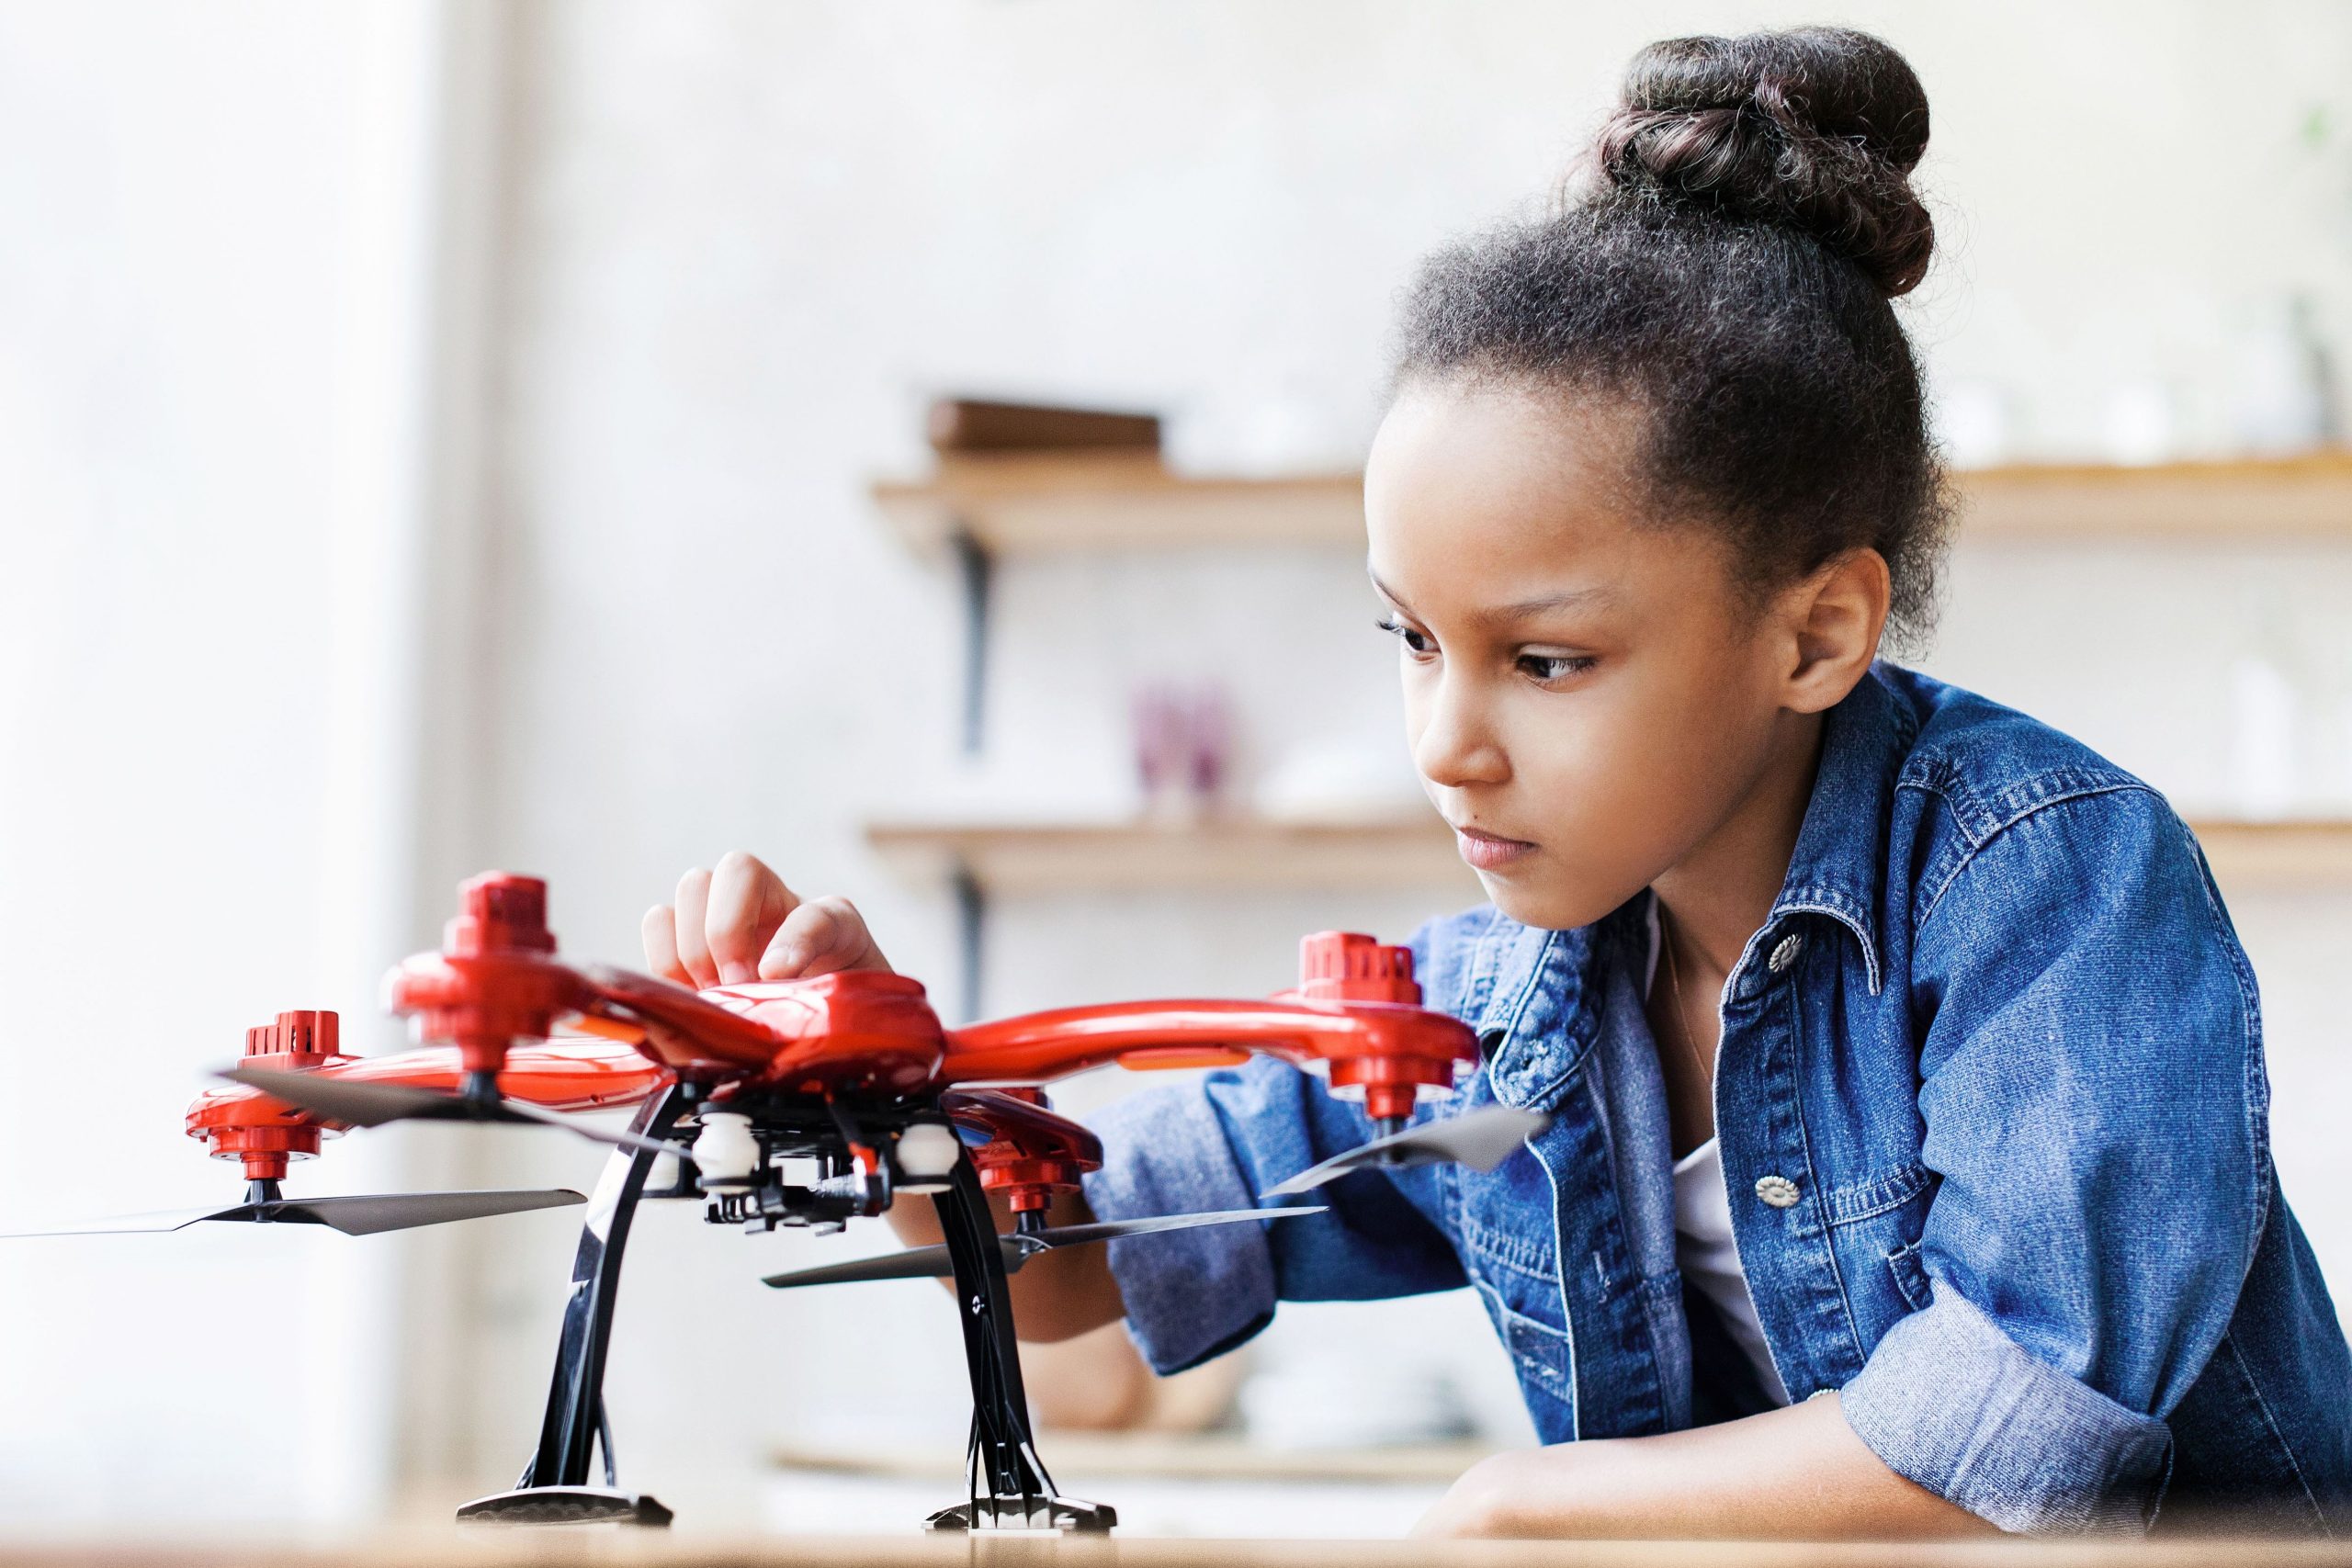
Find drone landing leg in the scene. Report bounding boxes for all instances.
[922,1160,1114,1535]
[455,1086,685,1529]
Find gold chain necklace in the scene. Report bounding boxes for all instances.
[1657,901,1713,1084]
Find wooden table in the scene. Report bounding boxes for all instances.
[4,1535,2347,1568]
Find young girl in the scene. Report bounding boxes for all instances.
[643,27,2350,1539]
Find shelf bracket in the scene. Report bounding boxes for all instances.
[952,857,986,1023]
[950,525,992,756]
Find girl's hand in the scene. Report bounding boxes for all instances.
[650,858,1125,1337]
[641,850,892,987]
[1412,1449,1561,1540]
[1408,1396,1995,1540]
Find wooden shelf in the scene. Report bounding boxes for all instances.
[873,454,1362,552]
[1960,453,2352,540]
[868,813,2352,896]
[2193,818,2352,891]
[866,814,1476,895]
[872,452,2352,553]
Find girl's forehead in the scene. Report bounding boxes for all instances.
[1366,381,1658,604]
[1366,379,1744,628]
[1373,379,1649,522]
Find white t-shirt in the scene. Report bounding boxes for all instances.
[1645,899,1792,1407]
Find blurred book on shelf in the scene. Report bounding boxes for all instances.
[928,396,1162,455]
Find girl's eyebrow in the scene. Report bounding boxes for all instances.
[1367,568,1413,612]
[1368,568,1616,626]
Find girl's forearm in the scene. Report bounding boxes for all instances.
[1417,1392,1999,1540]
[882,1186,1127,1342]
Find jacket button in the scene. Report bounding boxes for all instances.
[1767,934,1804,974]
[1755,1174,1801,1208]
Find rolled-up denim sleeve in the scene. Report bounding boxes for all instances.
[1843,1289,2174,1531]
[1844,784,2265,1533]
[1079,915,1481,1374]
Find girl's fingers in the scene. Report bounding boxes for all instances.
[705,850,797,985]
[760,895,891,980]
[641,904,693,986]
[672,867,718,988]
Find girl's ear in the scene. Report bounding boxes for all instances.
[1777,548,1891,715]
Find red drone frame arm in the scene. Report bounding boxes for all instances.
[187,1033,670,1175]
[934,932,1477,1119]
[314,1037,668,1106]
[942,1089,1103,1212]
[937,996,1476,1120]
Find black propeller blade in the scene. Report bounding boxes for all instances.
[1,1205,256,1236]
[272,1190,585,1235]
[1261,1104,1552,1197]
[1,1188,584,1238]
[760,1204,1328,1290]
[220,1066,688,1160]
[763,1235,1033,1289]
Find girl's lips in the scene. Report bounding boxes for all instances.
[1453,825,1537,872]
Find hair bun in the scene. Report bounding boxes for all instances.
[1595,27,1934,296]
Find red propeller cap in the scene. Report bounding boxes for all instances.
[1295,933,1453,1120]
[388,873,578,1077]
[445,872,557,957]
[1295,931,1421,1006]
[245,1010,340,1059]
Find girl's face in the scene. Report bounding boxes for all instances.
[1363,378,1809,931]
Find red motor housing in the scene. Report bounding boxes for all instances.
[386,873,581,1077]
[1285,931,1455,1122]
[944,1089,1102,1214]
[186,1009,355,1181]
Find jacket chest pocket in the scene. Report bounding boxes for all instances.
[1821,1161,1939,1334]
[1472,1279,1577,1436]
[1886,1237,1933,1313]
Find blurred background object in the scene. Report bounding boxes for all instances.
[4,0,2351,1541]
[927,396,1163,456]
[1132,679,1233,821]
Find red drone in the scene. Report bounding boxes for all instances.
[17,872,1545,1533]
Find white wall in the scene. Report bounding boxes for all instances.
[0,1,387,1529]
[0,0,521,1532]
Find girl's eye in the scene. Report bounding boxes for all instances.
[1379,617,1591,681]
[1518,653,1597,682]
[1375,615,1437,658]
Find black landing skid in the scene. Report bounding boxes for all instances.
[455,1084,687,1528]
[922,1158,1113,1534]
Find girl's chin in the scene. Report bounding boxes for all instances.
[1480,873,1630,934]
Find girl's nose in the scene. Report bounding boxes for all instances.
[1413,677,1510,789]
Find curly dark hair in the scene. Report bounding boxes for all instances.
[1394,26,1954,650]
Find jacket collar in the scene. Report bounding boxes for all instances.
[1473,660,1913,1066]
[1764,661,1914,997]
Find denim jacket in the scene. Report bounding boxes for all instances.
[1082,662,2351,1536]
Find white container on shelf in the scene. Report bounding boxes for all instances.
[2228,653,2302,821]
[2230,294,2339,456]
[1253,737,1427,826]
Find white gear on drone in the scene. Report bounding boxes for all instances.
[894,1122,961,1193]
[690,1111,760,1188]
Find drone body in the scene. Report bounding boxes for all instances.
[45,871,1544,1532]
